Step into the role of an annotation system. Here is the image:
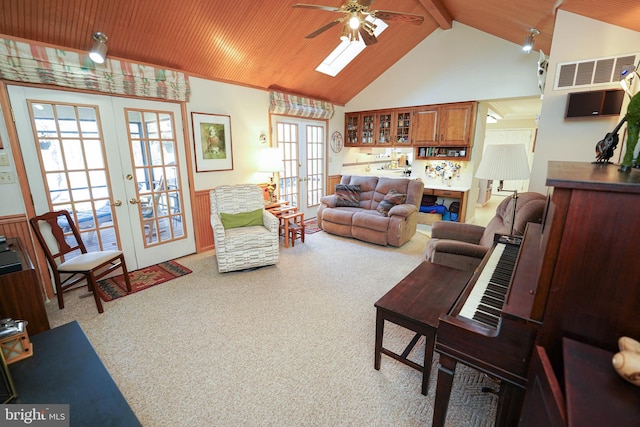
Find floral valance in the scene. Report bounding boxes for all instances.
[269,91,334,119]
[0,37,190,102]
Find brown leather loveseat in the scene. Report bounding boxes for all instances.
[317,175,425,247]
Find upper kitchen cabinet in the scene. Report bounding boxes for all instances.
[345,109,413,146]
[413,102,477,146]
[345,111,377,146]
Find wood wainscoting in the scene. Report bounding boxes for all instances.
[193,189,214,253]
[0,214,53,299]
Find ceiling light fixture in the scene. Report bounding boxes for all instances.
[349,14,361,30]
[522,28,539,54]
[89,32,108,64]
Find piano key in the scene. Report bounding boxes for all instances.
[459,242,520,327]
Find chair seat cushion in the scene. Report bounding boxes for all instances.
[58,250,122,271]
[224,226,276,251]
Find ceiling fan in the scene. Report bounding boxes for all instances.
[293,0,424,46]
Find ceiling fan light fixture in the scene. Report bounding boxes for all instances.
[89,32,108,64]
[340,24,351,41]
[522,28,539,54]
[348,14,360,30]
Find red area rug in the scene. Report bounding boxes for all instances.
[97,260,192,302]
[304,218,321,234]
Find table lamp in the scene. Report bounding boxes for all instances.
[475,144,531,235]
[258,147,284,203]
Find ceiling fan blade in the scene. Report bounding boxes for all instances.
[305,19,343,39]
[359,27,377,46]
[360,0,375,7]
[372,10,425,25]
[293,4,341,13]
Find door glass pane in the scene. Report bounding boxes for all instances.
[276,122,299,207]
[306,125,324,208]
[29,101,119,253]
[126,108,185,246]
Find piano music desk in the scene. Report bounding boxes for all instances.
[374,262,472,395]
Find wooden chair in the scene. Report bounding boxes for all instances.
[29,210,132,313]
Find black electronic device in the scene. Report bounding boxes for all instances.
[566,89,625,118]
[0,250,21,275]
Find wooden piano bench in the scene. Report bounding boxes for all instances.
[374,262,472,395]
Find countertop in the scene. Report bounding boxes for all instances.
[339,166,471,192]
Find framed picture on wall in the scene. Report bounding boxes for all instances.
[191,112,234,172]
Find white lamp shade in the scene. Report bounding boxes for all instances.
[475,144,530,181]
[258,147,283,173]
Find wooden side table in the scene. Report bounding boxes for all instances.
[282,212,305,247]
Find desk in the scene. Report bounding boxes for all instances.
[374,262,472,395]
[0,238,50,335]
[9,321,141,426]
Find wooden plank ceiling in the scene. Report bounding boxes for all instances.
[0,0,637,105]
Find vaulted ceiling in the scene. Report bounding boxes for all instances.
[0,0,638,105]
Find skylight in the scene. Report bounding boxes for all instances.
[315,16,388,77]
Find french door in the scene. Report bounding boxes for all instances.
[271,116,326,218]
[9,85,195,270]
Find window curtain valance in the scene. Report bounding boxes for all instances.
[0,37,190,102]
[269,91,334,119]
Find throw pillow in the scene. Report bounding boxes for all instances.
[376,188,407,216]
[335,184,361,207]
[220,208,264,229]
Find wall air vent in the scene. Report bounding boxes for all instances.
[554,54,637,90]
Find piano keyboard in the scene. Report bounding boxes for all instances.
[458,242,520,328]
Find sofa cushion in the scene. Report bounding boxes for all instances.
[322,207,357,225]
[341,175,379,209]
[335,184,361,207]
[352,211,390,232]
[220,208,264,229]
[376,188,407,216]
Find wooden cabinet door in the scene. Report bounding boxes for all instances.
[345,113,360,146]
[394,109,413,146]
[439,102,476,146]
[376,111,393,146]
[412,106,439,145]
[360,112,376,146]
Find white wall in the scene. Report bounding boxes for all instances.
[529,10,640,192]
[347,21,541,112]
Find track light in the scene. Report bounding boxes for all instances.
[89,32,108,64]
[522,28,539,54]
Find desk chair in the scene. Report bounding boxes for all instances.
[30,210,132,313]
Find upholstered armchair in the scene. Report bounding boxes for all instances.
[210,184,280,272]
[425,192,546,271]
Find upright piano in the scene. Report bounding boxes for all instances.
[431,161,640,427]
[432,224,546,426]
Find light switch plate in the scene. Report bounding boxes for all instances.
[0,153,10,167]
[0,172,15,184]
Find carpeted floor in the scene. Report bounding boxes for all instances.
[45,230,497,426]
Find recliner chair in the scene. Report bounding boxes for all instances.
[424,192,546,271]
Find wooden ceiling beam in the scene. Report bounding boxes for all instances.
[418,0,453,30]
